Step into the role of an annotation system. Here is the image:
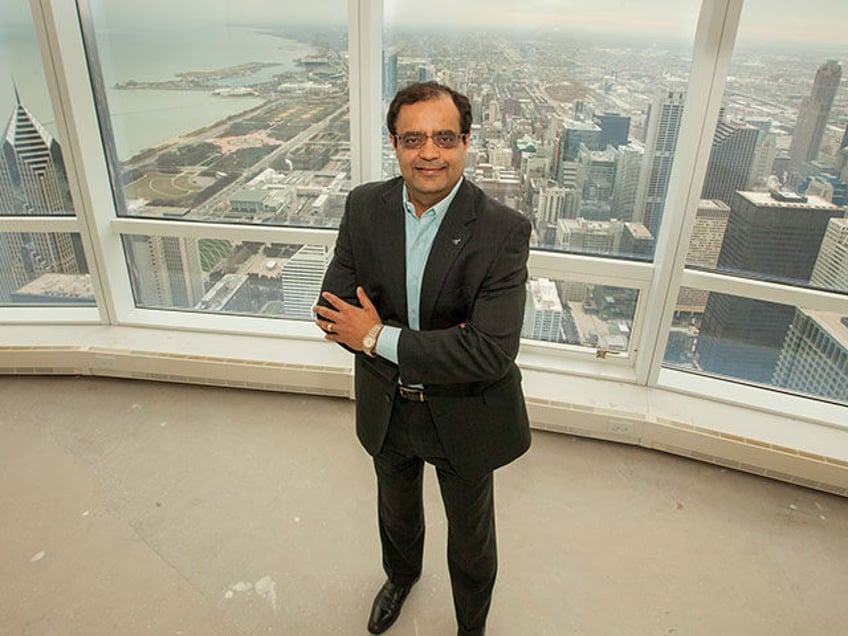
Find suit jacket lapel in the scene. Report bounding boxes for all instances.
[420,181,475,328]
[378,178,408,324]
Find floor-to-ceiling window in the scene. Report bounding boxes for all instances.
[0,0,93,307]
[2,1,846,420]
[661,0,848,405]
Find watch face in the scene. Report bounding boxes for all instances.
[364,336,375,348]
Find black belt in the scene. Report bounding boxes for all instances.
[397,380,492,402]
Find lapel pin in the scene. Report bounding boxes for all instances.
[452,237,462,245]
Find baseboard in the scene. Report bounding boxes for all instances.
[1,344,846,497]
[526,398,848,497]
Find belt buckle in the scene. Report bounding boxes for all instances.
[399,385,425,402]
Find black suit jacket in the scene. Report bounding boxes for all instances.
[320,176,531,479]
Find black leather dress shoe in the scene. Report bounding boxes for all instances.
[367,580,414,634]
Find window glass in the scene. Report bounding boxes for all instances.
[0,0,75,216]
[81,1,349,227]
[665,288,847,405]
[685,0,848,291]
[0,232,92,305]
[384,0,701,259]
[665,1,848,405]
[523,276,639,355]
[122,235,330,317]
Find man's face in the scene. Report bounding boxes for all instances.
[391,94,469,216]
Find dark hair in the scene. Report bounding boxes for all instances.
[386,81,473,136]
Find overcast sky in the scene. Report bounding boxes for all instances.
[2,1,847,46]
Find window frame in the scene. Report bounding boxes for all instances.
[2,0,844,426]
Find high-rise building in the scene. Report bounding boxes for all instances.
[382,50,398,100]
[701,121,759,206]
[488,144,513,168]
[772,309,847,402]
[1,85,73,214]
[676,199,730,312]
[558,120,601,163]
[0,87,83,302]
[124,235,205,309]
[280,245,333,319]
[576,145,616,203]
[717,191,843,283]
[610,141,644,221]
[556,217,624,255]
[789,60,842,171]
[686,199,731,268]
[772,217,848,401]
[595,113,631,150]
[811,217,848,292]
[522,278,563,342]
[534,185,577,246]
[696,191,843,383]
[619,222,653,259]
[634,88,686,236]
[748,128,778,189]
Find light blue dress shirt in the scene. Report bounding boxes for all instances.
[375,177,464,366]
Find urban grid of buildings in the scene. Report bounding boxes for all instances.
[2,29,847,402]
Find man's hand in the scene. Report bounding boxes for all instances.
[314,286,382,352]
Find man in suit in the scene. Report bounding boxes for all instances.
[314,81,531,636]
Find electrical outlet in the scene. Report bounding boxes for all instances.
[607,419,632,434]
[94,355,116,369]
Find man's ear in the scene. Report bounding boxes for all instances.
[388,133,397,150]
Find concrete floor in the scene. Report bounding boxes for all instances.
[1,375,847,636]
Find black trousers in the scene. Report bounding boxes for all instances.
[373,395,496,636]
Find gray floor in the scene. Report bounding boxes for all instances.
[1,376,847,636]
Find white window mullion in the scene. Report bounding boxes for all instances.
[111,218,338,248]
[636,0,745,386]
[31,0,133,324]
[681,269,848,315]
[349,0,383,185]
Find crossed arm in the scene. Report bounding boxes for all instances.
[313,286,381,353]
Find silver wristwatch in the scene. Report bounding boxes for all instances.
[362,323,384,358]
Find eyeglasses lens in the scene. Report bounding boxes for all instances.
[398,132,462,149]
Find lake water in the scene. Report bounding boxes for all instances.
[0,24,317,160]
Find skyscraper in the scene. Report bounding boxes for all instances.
[280,244,333,319]
[382,50,398,100]
[789,60,842,171]
[610,141,644,221]
[558,120,601,164]
[0,87,82,302]
[772,217,848,401]
[595,113,631,150]
[1,85,73,214]
[576,145,616,203]
[696,191,843,383]
[522,278,563,343]
[771,309,847,402]
[634,88,686,237]
[534,185,577,246]
[124,235,205,309]
[701,121,758,206]
[675,199,731,313]
[811,217,848,293]
[748,128,778,189]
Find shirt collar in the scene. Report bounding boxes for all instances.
[402,177,464,220]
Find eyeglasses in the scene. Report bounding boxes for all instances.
[393,130,467,150]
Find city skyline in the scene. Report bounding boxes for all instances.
[1,1,846,46]
[1,8,845,402]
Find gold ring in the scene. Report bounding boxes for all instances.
[327,323,333,333]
